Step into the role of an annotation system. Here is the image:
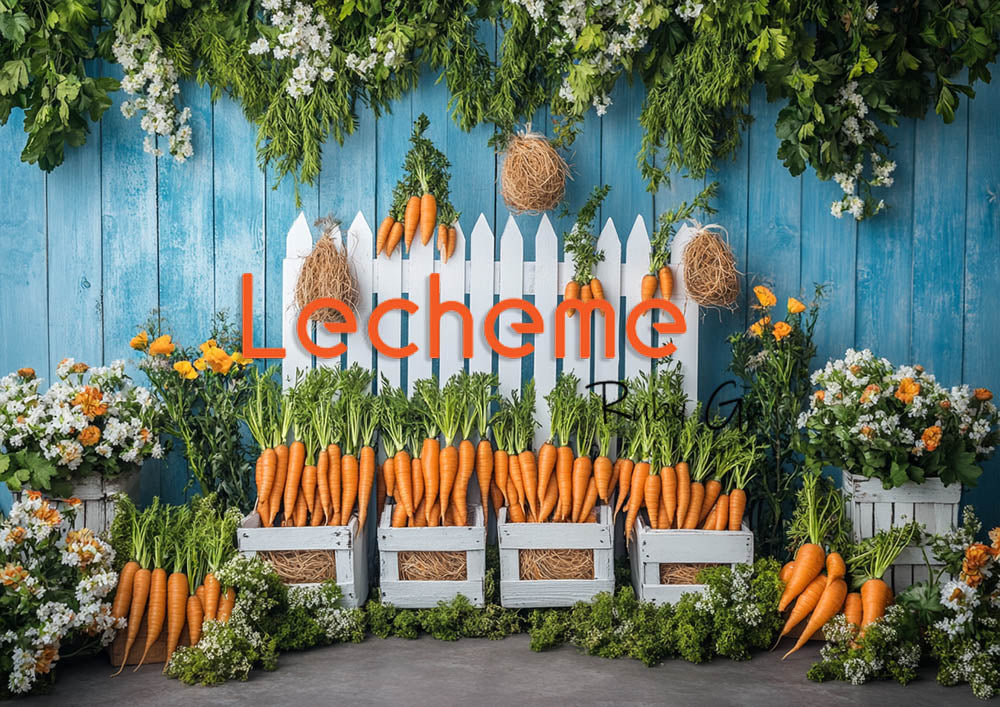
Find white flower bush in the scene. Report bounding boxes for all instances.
[0,495,122,696]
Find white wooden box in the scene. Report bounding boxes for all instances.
[629,516,754,604]
[237,511,369,608]
[13,470,140,535]
[843,471,961,591]
[377,503,486,608]
[496,505,614,608]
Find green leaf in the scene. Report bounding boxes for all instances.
[0,11,31,45]
[576,24,602,52]
[0,59,28,95]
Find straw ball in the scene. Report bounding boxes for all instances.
[681,223,741,309]
[294,216,359,323]
[500,131,569,214]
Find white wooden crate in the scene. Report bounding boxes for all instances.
[496,505,614,608]
[377,503,486,608]
[629,516,754,604]
[13,471,140,535]
[843,471,961,591]
[237,511,369,608]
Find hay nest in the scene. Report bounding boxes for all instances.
[398,551,467,581]
[294,216,359,323]
[681,223,741,309]
[519,548,594,580]
[260,550,337,584]
[658,562,722,585]
[500,129,569,214]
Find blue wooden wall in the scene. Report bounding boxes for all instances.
[1,62,998,528]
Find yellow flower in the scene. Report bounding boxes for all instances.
[754,285,777,308]
[174,361,198,380]
[231,351,252,367]
[193,357,207,371]
[772,321,792,341]
[921,425,942,452]
[787,297,806,314]
[77,426,101,447]
[198,339,218,354]
[149,335,175,356]
[72,386,107,418]
[895,377,921,404]
[202,346,234,375]
[130,331,149,351]
[975,388,993,402]
[16,367,35,380]
[749,316,771,337]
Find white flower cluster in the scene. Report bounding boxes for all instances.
[0,361,162,476]
[1,497,121,694]
[829,81,894,220]
[113,33,193,162]
[513,0,653,117]
[676,0,704,21]
[287,585,361,641]
[345,36,406,81]
[250,0,335,98]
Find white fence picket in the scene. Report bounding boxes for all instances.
[497,216,523,397]
[374,237,403,390]
[406,228,434,393]
[345,212,374,376]
[671,224,699,407]
[593,217,622,386]
[282,212,313,389]
[622,216,651,381]
[533,215,558,450]
[439,223,467,383]
[468,214,494,375]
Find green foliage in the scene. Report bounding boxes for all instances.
[390,113,458,225]
[0,450,60,496]
[807,606,922,686]
[785,473,851,556]
[648,181,717,273]
[562,184,610,285]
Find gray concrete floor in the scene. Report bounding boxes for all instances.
[31,635,979,706]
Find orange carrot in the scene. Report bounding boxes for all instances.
[660,466,677,528]
[644,472,662,530]
[377,216,394,255]
[437,223,448,259]
[135,567,166,670]
[446,226,457,262]
[357,445,376,532]
[386,221,404,258]
[779,561,796,583]
[641,273,658,301]
[860,578,892,628]
[494,448,509,506]
[439,444,459,521]
[316,448,331,524]
[476,439,494,521]
[700,479,722,523]
[391,501,409,528]
[702,503,718,530]
[420,193,437,247]
[683,481,704,529]
[610,458,622,501]
[269,443,289,526]
[203,572,220,621]
[564,281,581,317]
[675,462,691,531]
[410,499,427,527]
[507,478,526,522]
[411,457,425,511]
[217,587,236,623]
[594,455,613,503]
[715,494,730,531]
[301,464,317,516]
[489,480,504,514]
[423,438,440,523]
[728,487,747,531]
[518,449,538,520]
[427,500,442,527]
[293,492,308,527]
[340,453,359,525]
[580,283,593,303]
[825,552,846,587]
[571,456,592,524]
[163,570,187,669]
[508,452,525,511]
[376,464,387,521]
[625,462,650,541]
[658,265,673,300]
[112,561,139,620]
[327,443,342,526]
[614,459,634,519]
[844,592,863,631]
[779,543,826,612]
[113,566,151,675]
[780,573,829,638]
[590,277,604,300]
[383,456,396,499]
[578,476,599,523]
[557,445,575,520]
[405,195,421,246]
[539,475,559,522]
[284,440,306,525]
[186,593,204,646]
[658,490,669,530]
[453,440,477,526]
[784,579,848,658]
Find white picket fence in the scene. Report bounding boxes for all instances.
[282,212,699,450]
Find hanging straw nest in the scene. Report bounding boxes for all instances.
[681,222,741,309]
[260,550,337,584]
[398,551,468,581]
[499,128,569,214]
[659,562,721,585]
[519,549,594,581]
[294,216,359,323]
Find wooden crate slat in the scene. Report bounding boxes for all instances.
[500,579,615,608]
[377,504,486,552]
[380,580,485,608]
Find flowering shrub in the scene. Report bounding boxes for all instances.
[0,362,162,496]
[0,494,121,697]
[798,349,999,488]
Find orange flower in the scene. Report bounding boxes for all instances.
[64,497,82,507]
[198,339,218,354]
[1,563,29,587]
[895,377,920,404]
[16,367,35,380]
[772,321,792,341]
[77,425,101,447]
[71,362,88,374]
[72,386,107,418]
[139,428,151,443]
[966,543,992,569]
[33,504,62,526]
[940,400,951,409]
[850,365,862,375]
[202,347,234,375]
[921,425,942,452]
[193,357,207,371]
[787,297,806,314]
[174,361,198,380]
[148,335,175,356]
[231,351,252,367]
[34,646,59,674]
[860,384,881,404]
[26,490,41,501]
[130,331,149,351]
[754,285,777,308]
[749,316,771,337]
[814,390,826,402]
[975,388,993,402]
[4,527,26,545]
[989,527,1000,553]
[860,426,875,439]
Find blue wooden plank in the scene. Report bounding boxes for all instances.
[911,108,967,384]
[376,96,413,252]
[101,67,160,502]
[961,78,1000,527]
[0,110,49,381]
[316,102,371,228]
[46,121,103,375]
[799,171,856,369]
[602,80,654,236]
[746,85,801,302]
[855,121,915,364]
[213,94,265,343]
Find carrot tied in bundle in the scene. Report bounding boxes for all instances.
[645,181,718,303]
[562,185,610,316]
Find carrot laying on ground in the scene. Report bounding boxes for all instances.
[217,588,236,623]
[779,543,826,612]
[844,592,863,632]
[783,578,848,658]
[778,573,828,640]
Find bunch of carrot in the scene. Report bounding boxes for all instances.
[563,185,611,315]
[643,181,719,302]
[382,372,497,528]
[245,365,379,533]
[110,497,238,674]
[377,113,460,261]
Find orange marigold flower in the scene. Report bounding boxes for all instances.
[787,297,806,314]
[148,335,175,356]
[78,425,101,447]
[26,490,41,500]
[203,347,234,375]
[129,331,149,351]
[990,527,1000,552]
[71,362,88,374]
[193,357,207,371]
[754,285,777,308]
[860,384,881,404]
[174,361,198,380]
[860,426,875,439]
[199,339,218,354]
[64,497,82,507]
[772,321,792,341]
[966,543,992,569]
[921,425,942,452]
[749,316,771,337]
[16,367,35,380]
[4,527,26,545]
[1,563,29,587]
[962,563,984,588]
[975,388,993,402]
[814,390,826,402]
[33,504,61,526]
[72,386,107,418]
[895,377,921,404]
